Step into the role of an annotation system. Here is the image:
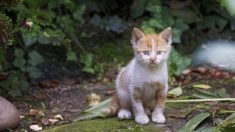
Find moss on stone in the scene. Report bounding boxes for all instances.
[42,118,168,132]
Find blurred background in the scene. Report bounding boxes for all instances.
[0,0,235,131]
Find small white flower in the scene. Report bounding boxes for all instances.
[26,19,33,27]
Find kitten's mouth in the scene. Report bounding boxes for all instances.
[149,62,156,65]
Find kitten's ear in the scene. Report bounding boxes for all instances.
[131,27,145,45]
[160,27,172,44]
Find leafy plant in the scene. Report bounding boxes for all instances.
[0,71,29,97]
[0,0,87,97]
[141,0,189,43]
[168,49,191,77]
[80,53,104,79]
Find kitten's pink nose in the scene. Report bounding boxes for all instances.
[150,57,156,62]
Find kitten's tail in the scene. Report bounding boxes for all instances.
[101,94,119,116]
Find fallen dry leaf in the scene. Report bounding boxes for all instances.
[182,69,191,75]
[193,84,211,89]
[54,114,64,120]
[86,93,101,107]
[41,118,50,126]
[20,115,25,119]
[30,124,42,131]
[48,118,59,125]
[29,109,45,117]
[168,87,183,98]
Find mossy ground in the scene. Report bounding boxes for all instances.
[42,118,170,132]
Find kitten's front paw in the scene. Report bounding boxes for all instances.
[152,114,165,123]
[118,109,132,119]
[135,115,149,124]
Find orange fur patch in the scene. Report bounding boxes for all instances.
[133,87,142,102]
[154,83,166,108]
[135,34,169,52]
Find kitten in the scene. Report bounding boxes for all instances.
[103,27,172,124]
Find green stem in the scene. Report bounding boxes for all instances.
[166,98,235,103]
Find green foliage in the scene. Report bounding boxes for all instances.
[0,71,29,97]
[13,48,44,79]
[0,0,234,98]
[3,47,44,97]
[179,112,235,132]
[0,0,86,97]
[168,49,191,77]
[130,0,147,18]
[0,12,13,47]
[80,53,104,79]
[192,88,230,99]
[141,1,189,43]
[80,53,95,74]
[140,0,233,43]
[90,15,126,33]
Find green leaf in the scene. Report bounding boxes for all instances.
[130,0,147,18]
[22,34,37,47]
[173,19,189,43]
[0,71,29,97]
[168,87,183,97]
[67,51,77,61]
[73,4,86,22]
[192,88,230,99]
[13,48,26,71]
[80,53,94,74]
[75,98,111,121]
[193,84,212,89]
[8,88,22,97]
[178,113,210,132]
[192,89,218,99]
[83,67,95,74]
[171,9,199,24]
[197,127,219,132]
[220,112,235,127]
[26,66,42,79]
[37,32,50,44]
[28,51,44,66]
[217,88,230,98]
[168,49,191,77]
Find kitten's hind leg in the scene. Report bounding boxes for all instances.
[117,96,132,119]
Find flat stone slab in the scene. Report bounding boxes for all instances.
[43,118,171,132]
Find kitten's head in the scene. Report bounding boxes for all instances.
[131,27,172,66]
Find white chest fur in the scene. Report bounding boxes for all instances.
[129,58,168,88]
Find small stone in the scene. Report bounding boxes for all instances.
[0,96,20,130]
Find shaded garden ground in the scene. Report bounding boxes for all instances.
[9,66,235,132]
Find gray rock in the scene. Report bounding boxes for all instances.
[0,96,20,130]
[191,40,235,71]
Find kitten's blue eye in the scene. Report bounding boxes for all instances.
[156,50,162,55]
[143,50,149,55]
